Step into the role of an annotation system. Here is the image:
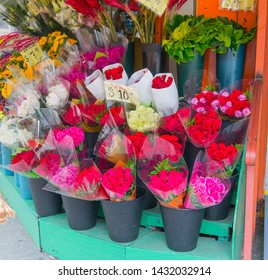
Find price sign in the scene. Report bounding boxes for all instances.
[20,42,44,67]
[220,0,255,11]
[7,65,28,83]
[104,82,140,106]
[137,0,168,16]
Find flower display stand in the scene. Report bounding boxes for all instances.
[0,154,246,260]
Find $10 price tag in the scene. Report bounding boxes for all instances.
[104,82,140,106]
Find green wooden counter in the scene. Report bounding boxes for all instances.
[0,155,246,260]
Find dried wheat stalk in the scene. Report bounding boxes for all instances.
[0,195,15,224]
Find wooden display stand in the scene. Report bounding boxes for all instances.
[0,153,246,260]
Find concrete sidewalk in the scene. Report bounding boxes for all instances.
[0,216,52,260]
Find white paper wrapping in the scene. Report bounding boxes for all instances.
[102,63,129,85]
[127,68,154,106]
[85,70,106,100]
[151,73,179,117]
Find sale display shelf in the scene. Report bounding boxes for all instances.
[0,153,246,260]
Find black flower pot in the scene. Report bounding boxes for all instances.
[62,195,99,230]
[101,187,145,243]
[142,43,168,76]
[136,175,157,209]
[183,141,205,177]
[160,205,205,252]
[85,131,100,158]
[204,169,238,221]
[28,179,63,217]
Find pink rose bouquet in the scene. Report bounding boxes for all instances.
[183,151,231,209]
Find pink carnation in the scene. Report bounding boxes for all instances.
[52,164,79,190]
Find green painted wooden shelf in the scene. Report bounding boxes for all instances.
[0,153,246,260]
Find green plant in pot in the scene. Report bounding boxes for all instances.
[162,15,215,96]
[210,16,256,89]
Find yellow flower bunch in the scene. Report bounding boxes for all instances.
[0,51,37,98]
[39,31,77,62]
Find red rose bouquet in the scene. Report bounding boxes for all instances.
[137,136,188,208]
[151,73,179,117]
[71,159,109,200]
[75,80,107,132]
[127,68,154,106]
[189,89,219,113]
[219,89,251,120]
[7,148,40,178]
[183,151,231,209]
[179,104,222,148]
[206,142,243,177]
[60,102,83,127]
[102,63,129,85]
[126,132,147,158]
[99,103,126,129]
[157,108,186,137]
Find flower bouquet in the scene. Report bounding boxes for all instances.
[75,80,107,133]
[157,108,186,137]
[178,103,222,148]
[52,126,87,159]
[206,142,244,177]
[125,104,160,133]
[102,63,129,85]
[127,68,154,106]
[60,102,83,127]
[183,151,231,209]
[5,83,41,118]
[219,88,251,120]
[189,87,219,113]
[99,103,126,129]
[34,130,80,194]
[151,73,179,117]
[85,70,106,101]
[137,135,188,208]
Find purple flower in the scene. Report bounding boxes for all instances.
[238,94,247,101]
[196,107,205,113]
[211,100,219,108]
[242,108,251,117]
[226,101,232,108]
[234,110,243,118]
[221,91,229,97]
[190,97,198,105]
[200,97,206,104]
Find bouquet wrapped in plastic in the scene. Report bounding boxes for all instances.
[184,151,231,209]
[34,130,80,193]
[125,103,160,133]
[75,80,107,133]
[94,121,136,201]
[179,103,222,148]
[138,135,188,208]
